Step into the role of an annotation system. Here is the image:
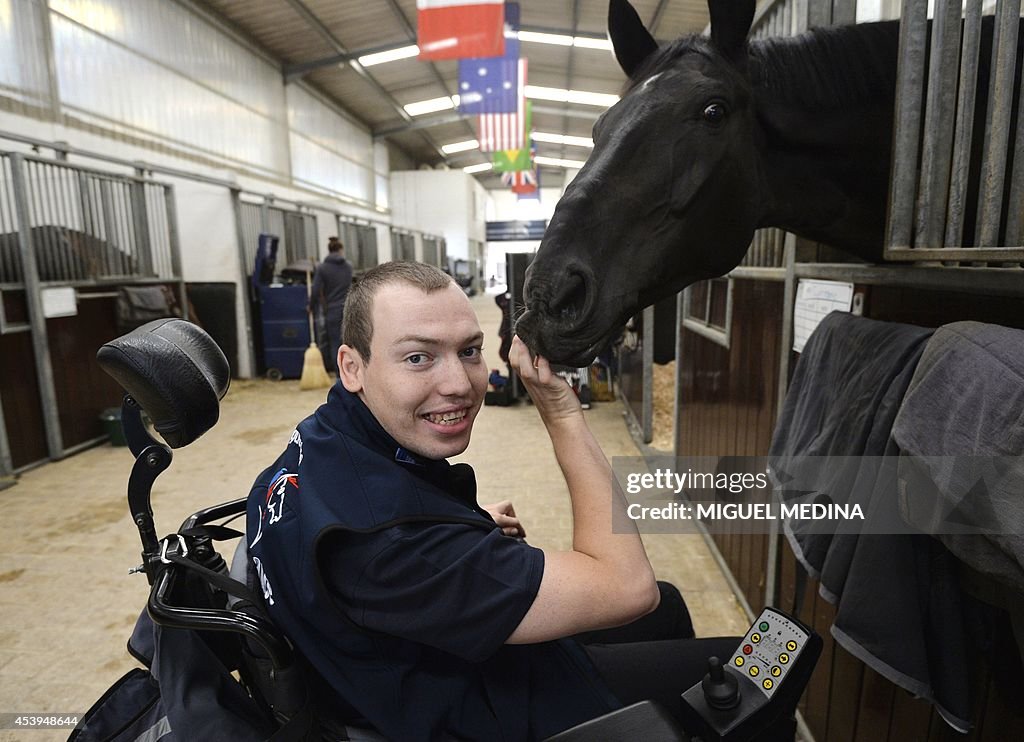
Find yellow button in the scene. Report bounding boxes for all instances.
[763,678,774,690]
[749,665,760,677]
[779,653,790,664]
[751,633,761,644]
[734,656,745,667]
[786,640,798,651]
[771,666,782,677]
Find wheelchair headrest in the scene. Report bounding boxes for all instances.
[97,318,230,449]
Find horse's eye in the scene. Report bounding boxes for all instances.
[703,103,726,125]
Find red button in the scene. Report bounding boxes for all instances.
[742,644,753,655]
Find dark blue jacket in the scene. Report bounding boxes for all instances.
[310,253,352,317]
[246,385,619,741]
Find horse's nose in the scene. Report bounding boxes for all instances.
[546,268,592,328]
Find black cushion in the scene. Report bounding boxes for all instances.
[97,318,230,448]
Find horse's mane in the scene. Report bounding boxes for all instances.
[625,21,901,112]
[750,21,901,110]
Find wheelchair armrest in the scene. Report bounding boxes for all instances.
[97,318,229,449]
[542,701,686,742]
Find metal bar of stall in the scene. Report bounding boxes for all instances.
[1004,49,1024,247]
[885,0,929,252]
[131,172,154,277]
[0,392,13,483]
[641,304,654,444]
[945,2,984,248]
[915,0,963,250]
[831,0,856,28]
[232,189,256,378]
[766,233,798,610]
[8,153,63,459]
[59,165,82,280]
[975,0,1022,247]
[163,184,187,321]
[796,262,1024,295]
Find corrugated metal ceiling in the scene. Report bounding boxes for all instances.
[195,0,710,187]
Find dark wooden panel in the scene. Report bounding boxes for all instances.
[854,667,896,742]
[49,293,126,449]
[0,293,47,468]
[827,643,864,742]
[865,285,1024,331]
[678,280,785,610]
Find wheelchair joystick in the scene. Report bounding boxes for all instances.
[702,656,740,710]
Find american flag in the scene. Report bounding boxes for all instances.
[478,59,527,152]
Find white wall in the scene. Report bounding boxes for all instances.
[390,170,489,261]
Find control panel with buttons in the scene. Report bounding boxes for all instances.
[729,607,811,700]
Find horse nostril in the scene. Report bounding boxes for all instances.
[549,272,588,325]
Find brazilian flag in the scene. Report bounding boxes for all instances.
[492,102,532,172]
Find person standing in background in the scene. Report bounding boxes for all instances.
[310,237,353,373]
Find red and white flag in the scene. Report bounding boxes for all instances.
[478,58,527,152]
[502,168,537,194]
[417,0,505,60]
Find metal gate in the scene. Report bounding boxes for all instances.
[0,150,183,470]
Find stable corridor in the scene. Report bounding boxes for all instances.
[0,293,748,741]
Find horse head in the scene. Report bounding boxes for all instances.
[518,0,761,367]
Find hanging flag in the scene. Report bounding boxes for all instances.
[493,145,531,172]
[458,3,519,114]
[517,166,540,199]
[417,0,505,61]
[502,168,538,194]
[492,102,532,171]
[478,59,527,152]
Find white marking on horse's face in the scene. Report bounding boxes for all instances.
[640,72,664,91]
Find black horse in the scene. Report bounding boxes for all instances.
[516,0,1018,367]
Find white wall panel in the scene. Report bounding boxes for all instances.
[0,0,55,110]
[50,0,281,117]
[50,14,288,177]
[286,84,377,204]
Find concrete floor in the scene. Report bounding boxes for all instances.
[0,292,747,740]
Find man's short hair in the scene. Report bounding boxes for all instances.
[343,261,454,361]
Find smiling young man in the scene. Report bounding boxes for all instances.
[246,262,735,740]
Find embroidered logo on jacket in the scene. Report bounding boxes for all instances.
[250,468,298,547]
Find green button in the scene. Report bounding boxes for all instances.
[759,622,769,632]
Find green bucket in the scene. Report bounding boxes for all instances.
[100,407,128,447]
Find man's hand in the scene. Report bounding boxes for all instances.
[482,500,526,538]
[509,336,580,425]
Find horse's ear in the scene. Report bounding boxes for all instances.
[608,0,658,78]
[708,0,755,61]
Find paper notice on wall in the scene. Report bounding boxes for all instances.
[793,279,854,353]
[42,287,78,318]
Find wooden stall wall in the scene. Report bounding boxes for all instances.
[50,292,127,449]
[0,289,168,470]
[0,290,47,468]
[676,279,785,612]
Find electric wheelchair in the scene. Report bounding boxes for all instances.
[71,319,819,742]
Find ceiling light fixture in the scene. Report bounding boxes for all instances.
[403,95,459,117]
[534,155,588,169]
[518,30,613,51]
[525,85,618,108]
[442,139,480,154]
[531,131,594,148]
[463,162,493,174]
[357,44,420,67]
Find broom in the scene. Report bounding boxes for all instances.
[300,269,333,391]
